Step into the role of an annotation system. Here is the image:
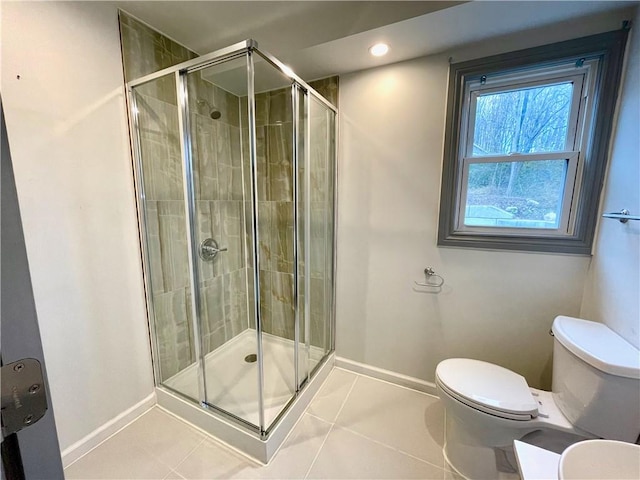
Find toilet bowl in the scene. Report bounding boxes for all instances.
[437,361,590,479]
[436,316,640,480]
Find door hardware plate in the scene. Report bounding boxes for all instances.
[1,358,47,437]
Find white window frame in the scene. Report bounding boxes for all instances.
[454,61,598,238]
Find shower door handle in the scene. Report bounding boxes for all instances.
[199,238,227,262]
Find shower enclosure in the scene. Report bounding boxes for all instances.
[126,40,336,461]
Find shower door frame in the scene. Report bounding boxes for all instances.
[125,39,338,439]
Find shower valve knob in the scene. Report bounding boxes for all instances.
[199,238,227,262]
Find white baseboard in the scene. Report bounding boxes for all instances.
[60,359,435,468]
[61,392,156,468]
[335,356,438,397]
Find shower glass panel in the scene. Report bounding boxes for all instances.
[183,56,261,425]
[127,41,337,442]
[131,73,199,403]
[252,54,297,426]
[307,95,336,368]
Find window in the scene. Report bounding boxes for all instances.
[438,29,628,254]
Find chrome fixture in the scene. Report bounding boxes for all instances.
[196,98,222,119]
[602,209,640,223]
[126,39,338,457]
[415,267,445,290]
[198,238,227,261]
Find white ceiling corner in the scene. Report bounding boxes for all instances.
[116,1,638,83]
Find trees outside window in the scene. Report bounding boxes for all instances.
[438,29,628,254]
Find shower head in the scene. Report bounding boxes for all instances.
[196,98,222,120]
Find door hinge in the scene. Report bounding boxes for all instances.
[1,359,48,437]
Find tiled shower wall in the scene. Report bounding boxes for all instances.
[121,12,196,380]
[119,12,198,93]
[120,11,337,381]
[251,79,338,345]
[137,81,247,381]
[120,12,247,380]
[188,78,248,357]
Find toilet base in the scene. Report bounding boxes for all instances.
[443,410,521,479]
[439,386,590,479]
[518,429,588,455]
[443,443,521,480]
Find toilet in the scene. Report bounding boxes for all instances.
[436,316,640,479]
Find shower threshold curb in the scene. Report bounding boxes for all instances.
[156,352,335,464]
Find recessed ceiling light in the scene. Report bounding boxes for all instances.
[369,43,389,57]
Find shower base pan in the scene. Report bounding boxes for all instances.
[156,330,334,463]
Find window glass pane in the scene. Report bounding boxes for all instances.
[463,160,567,229]
[472,82,573,156]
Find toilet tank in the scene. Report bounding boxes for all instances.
[551,316,640,443]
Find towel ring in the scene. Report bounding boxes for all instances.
[414,267,445,288]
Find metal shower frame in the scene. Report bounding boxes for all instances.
[125,39,338,438]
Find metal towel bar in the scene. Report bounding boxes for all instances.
[602,209,640,223]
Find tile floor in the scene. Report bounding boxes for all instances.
[64,368,447,479]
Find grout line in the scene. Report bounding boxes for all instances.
[326,373,446,472]
[337,424,447,472]
[259,404,321,467]
[303,423,334,479]
[304,412,333,425]
[165,469,187,480]
[63,402,156,469]
[155,405,263,467]
[170,436,206,475]
[347,368,440,400]
[330,372,359,423]
[128,408,209,472]
[400,449,447,472]
[303,373,359,479]
[331,366,355,374]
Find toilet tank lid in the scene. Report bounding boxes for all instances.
[552,316,640,380]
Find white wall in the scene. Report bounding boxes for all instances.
[1,1,635,454]
[581,10,640,349]
[335,14,633,389]
[1,1,154,452]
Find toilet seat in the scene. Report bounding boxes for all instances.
[437,378,536,421]
[436,358,539,421]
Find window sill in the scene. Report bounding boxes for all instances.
[437,233,593,255]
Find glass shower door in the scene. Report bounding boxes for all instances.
[131,72,200,403]
[181,56,262,427]
[129,43,336,439]
[251,53,298,429]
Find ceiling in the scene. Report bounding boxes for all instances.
[115,1,464,54]
[117,1,638,84]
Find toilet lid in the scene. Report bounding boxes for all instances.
[436,358,538,420]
